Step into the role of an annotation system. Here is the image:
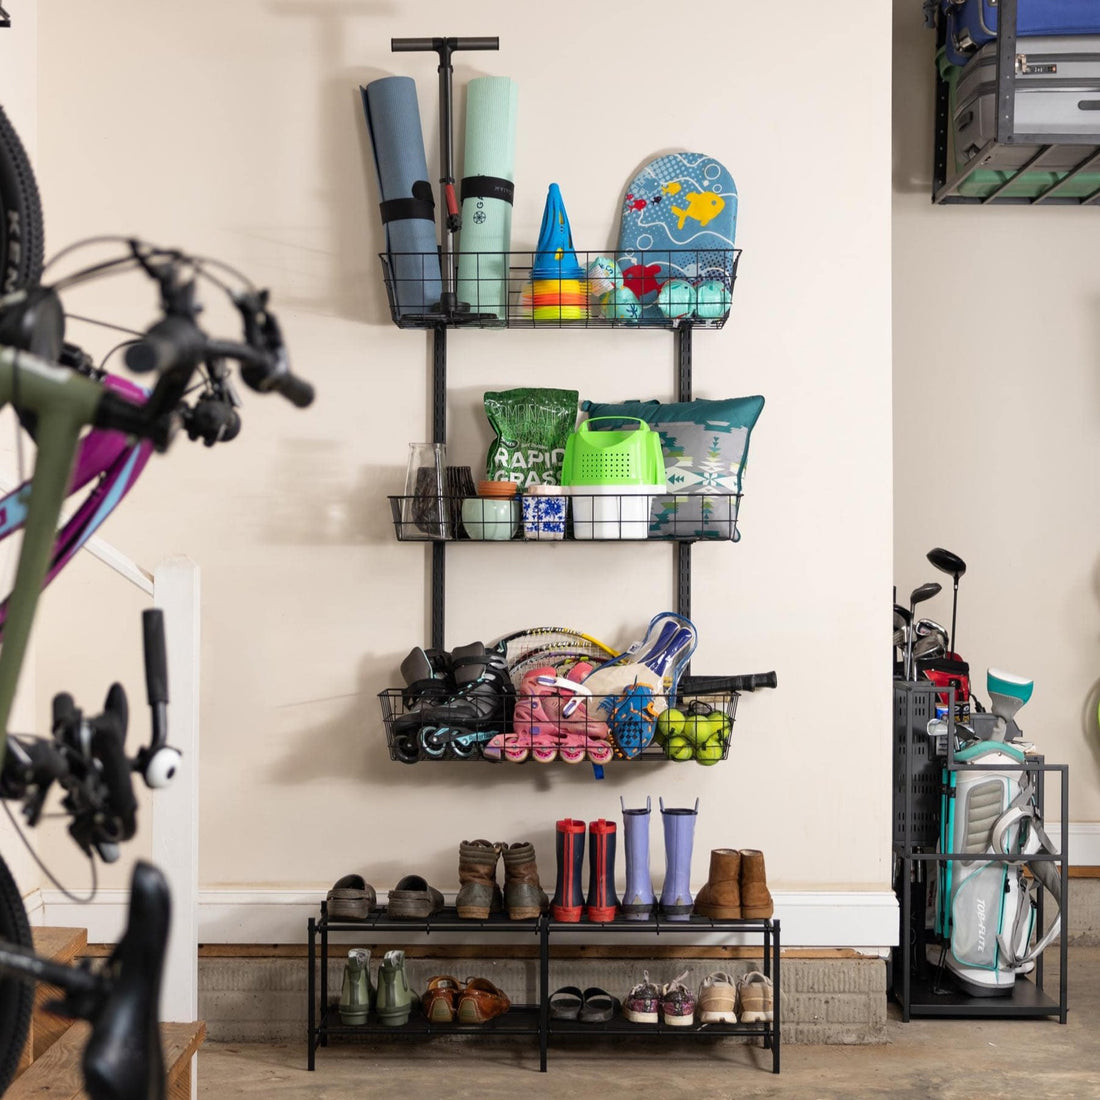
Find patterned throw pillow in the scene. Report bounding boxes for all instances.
[578,396,765,540]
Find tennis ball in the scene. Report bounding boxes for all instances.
[682,714,713,749]
[654,708,685,745]
[667,734,694,762]
[705,711,731,743]
[695,740,724,766]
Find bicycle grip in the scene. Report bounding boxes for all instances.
[679,671,778,693]
[143,610,169,707]
[276,372,315,409]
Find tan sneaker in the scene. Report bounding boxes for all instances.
[736,970,774,1022]
[697,971,738,1023]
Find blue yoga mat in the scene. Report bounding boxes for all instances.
[456,76,518,319]
[361,76,442,318]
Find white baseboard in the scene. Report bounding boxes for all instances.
[32,887,901,954]
[27,823,1097,952]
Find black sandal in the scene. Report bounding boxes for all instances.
[549,986,584,1020]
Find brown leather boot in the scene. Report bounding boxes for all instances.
[502,841,549,920]
[739,849,773,918]
[693,849,741,919]
[455,839,502,919]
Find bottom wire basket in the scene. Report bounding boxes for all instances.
[379,686,739,766]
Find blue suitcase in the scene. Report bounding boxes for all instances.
[944,0,1100,66]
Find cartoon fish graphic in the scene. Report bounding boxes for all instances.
[625,192,647,213]
[671,191,725,230]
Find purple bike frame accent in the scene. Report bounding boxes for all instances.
[0,374,153,634]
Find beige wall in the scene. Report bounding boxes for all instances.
[7,1,892,917]
[893,1,1100,838]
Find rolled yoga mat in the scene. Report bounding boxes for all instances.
[456,76,518,319]
[360,76,442,319]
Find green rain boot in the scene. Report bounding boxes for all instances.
[338,948,372,1025]
[375,949,415,1026]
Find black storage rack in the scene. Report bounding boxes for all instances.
[891,682,1069,1021]
[307,901,780,1073]
[932,0,1100,204]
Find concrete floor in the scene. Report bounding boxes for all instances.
[197,947,1100,1099]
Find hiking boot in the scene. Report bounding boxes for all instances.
[694,849,741,919]
[375,949,416,1026]
[502,841,548,919]
[455,840,503,919]
[739,849,774,919]
[456,977,511,1023]
[622,970,660,1024]
[422,975,463,1023]
[660,971,696,1026]
[338,948,372,1025]
[697,971,738,1023]
[736,970,774,1022]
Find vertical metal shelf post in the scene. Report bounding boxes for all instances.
[431,324,446,651]
[676,323,693,631]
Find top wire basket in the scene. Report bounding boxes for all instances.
[380,249,740,330]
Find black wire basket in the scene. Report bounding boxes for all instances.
[379,686,739,766]
[380,249,740,330]
[387,491,742,543]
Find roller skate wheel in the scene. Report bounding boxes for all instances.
[419,727,448,758]
[558,745,587,764]
[531,745,559,764]
[587,743,614,764]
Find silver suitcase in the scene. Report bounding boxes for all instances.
[954,36,1100,171]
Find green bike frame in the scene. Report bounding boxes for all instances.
[0,345,103,762]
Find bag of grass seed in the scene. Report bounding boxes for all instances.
[483,387,579,488]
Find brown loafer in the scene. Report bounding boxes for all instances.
[456,977,511,1024]
[327,874,376,920]
[422,975,464,1023]
[387,874,444,919]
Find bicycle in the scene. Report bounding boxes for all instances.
[0,101,314,1097]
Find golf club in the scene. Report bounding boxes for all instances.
[905,582,942,680]
[927,547,966,655]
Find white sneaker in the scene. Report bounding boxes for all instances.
[697,971,738,1023]
[736,970,774,1023]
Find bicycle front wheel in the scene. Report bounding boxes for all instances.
[0,852,33,1092]
[0,103,45,293]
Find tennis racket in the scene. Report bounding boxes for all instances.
[492,626,618,690]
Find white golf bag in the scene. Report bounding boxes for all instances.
[937,741,1062,996]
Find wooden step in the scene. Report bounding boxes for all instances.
[17,927,88,1074]
[7,1019,206,1099]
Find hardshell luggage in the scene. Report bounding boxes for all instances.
[954,38,1100,161]
[940,46,1100,199]
[944,0,1100,66]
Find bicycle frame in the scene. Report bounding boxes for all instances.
[0,374,152,634]
[0,344,107,767]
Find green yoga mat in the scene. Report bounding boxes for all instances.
[456,77,518,319]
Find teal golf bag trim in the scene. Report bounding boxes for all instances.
[938,741,1062,996]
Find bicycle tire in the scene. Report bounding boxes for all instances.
[0,852,34,1093]
[0,103,45,293]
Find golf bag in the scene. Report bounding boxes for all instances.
[937,741,1062,995]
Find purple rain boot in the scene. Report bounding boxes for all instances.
[620,795,655,921]
[659,797,699,921]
